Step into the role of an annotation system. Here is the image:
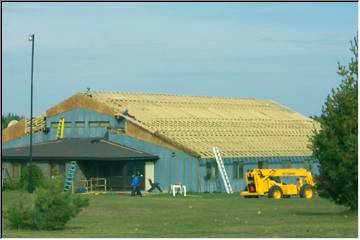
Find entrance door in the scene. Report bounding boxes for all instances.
[81,161,145,191]
[145,161,155,191]
[126,161,145,190]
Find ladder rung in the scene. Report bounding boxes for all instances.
[212,147,233,194]
[63,160,77,192]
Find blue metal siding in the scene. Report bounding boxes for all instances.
[198,156,319,193]
[109,132,320,193]
[108,132,200,192]
[46,108,124,139]
[3,108,125,149]
[3,109,320,193]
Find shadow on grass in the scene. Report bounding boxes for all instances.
[65,226,86,230]
[4,226,86,233]
[292,209,357,217]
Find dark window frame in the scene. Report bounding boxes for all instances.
[233,161,244,179]
[50,122,59,128]
[63,121,72,128]
[75,121,85,128]
[258,160,269,169]
[304,160,312,171]
[88,121,111,128]
[205,161,218,180]
[12,162,20,178]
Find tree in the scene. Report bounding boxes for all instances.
[312,37,358,210]
[6,177,89,230]
[2,113,23,129]
[19,165,45,191]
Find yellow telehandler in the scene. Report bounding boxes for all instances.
[240,168,315,199]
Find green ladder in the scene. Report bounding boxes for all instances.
[64,161,77,192]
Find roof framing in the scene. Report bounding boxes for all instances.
[2,91,320,159]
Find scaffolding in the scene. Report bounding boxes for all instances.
[81,177,107,194]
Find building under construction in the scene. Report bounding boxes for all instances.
[2,91,320,192]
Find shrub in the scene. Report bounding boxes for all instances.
[33,177,89,230]
[41,175,64,190]
[6,194,35,230]
[3,178,20,190]
[33,188,74,230]
[6,177,89,230]
[19,165,45,191]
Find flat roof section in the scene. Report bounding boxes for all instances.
[2,138,159,161]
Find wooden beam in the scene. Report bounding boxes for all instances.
[2,119,26,142]
[46,93,115,117]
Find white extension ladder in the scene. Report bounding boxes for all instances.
[212,147,233,194]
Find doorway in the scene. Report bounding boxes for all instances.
[80,161,145,191]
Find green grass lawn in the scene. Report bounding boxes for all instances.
[2,191,358,238]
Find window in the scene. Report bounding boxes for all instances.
[233,161,244,179]
[51,121,72,128]
[258,161,268,169]
[99,121,111,128]
[50,122,59,128]
[12,163,20,178]
[64,122,72,128]
[50,162,59,176]
[205,162,218,180]
[89,121,110,128]
[59,163,65,175]
[75,121,85,128]
[282,160,292,168]
[89,121,99,128]
[304,160,312,172]
[50,162,66,176]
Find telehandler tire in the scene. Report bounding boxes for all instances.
[300,184,313,199]
[268,186,283,199]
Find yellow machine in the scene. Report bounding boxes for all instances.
[240,168,315,199]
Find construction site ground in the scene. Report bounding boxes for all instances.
[2,191,357,238]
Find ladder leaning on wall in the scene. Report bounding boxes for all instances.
[56,118,77,193]
[212,147,233,194]
[63,161,77,193]
[56,118,65,140]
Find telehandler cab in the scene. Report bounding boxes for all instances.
[240,168,315,199]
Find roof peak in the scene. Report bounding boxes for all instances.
[79,90,270,102]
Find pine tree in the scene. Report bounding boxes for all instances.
[312,37,358,210]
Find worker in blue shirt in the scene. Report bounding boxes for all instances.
[131,173,142,197]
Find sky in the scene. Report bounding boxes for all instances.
[2,3,358,117]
